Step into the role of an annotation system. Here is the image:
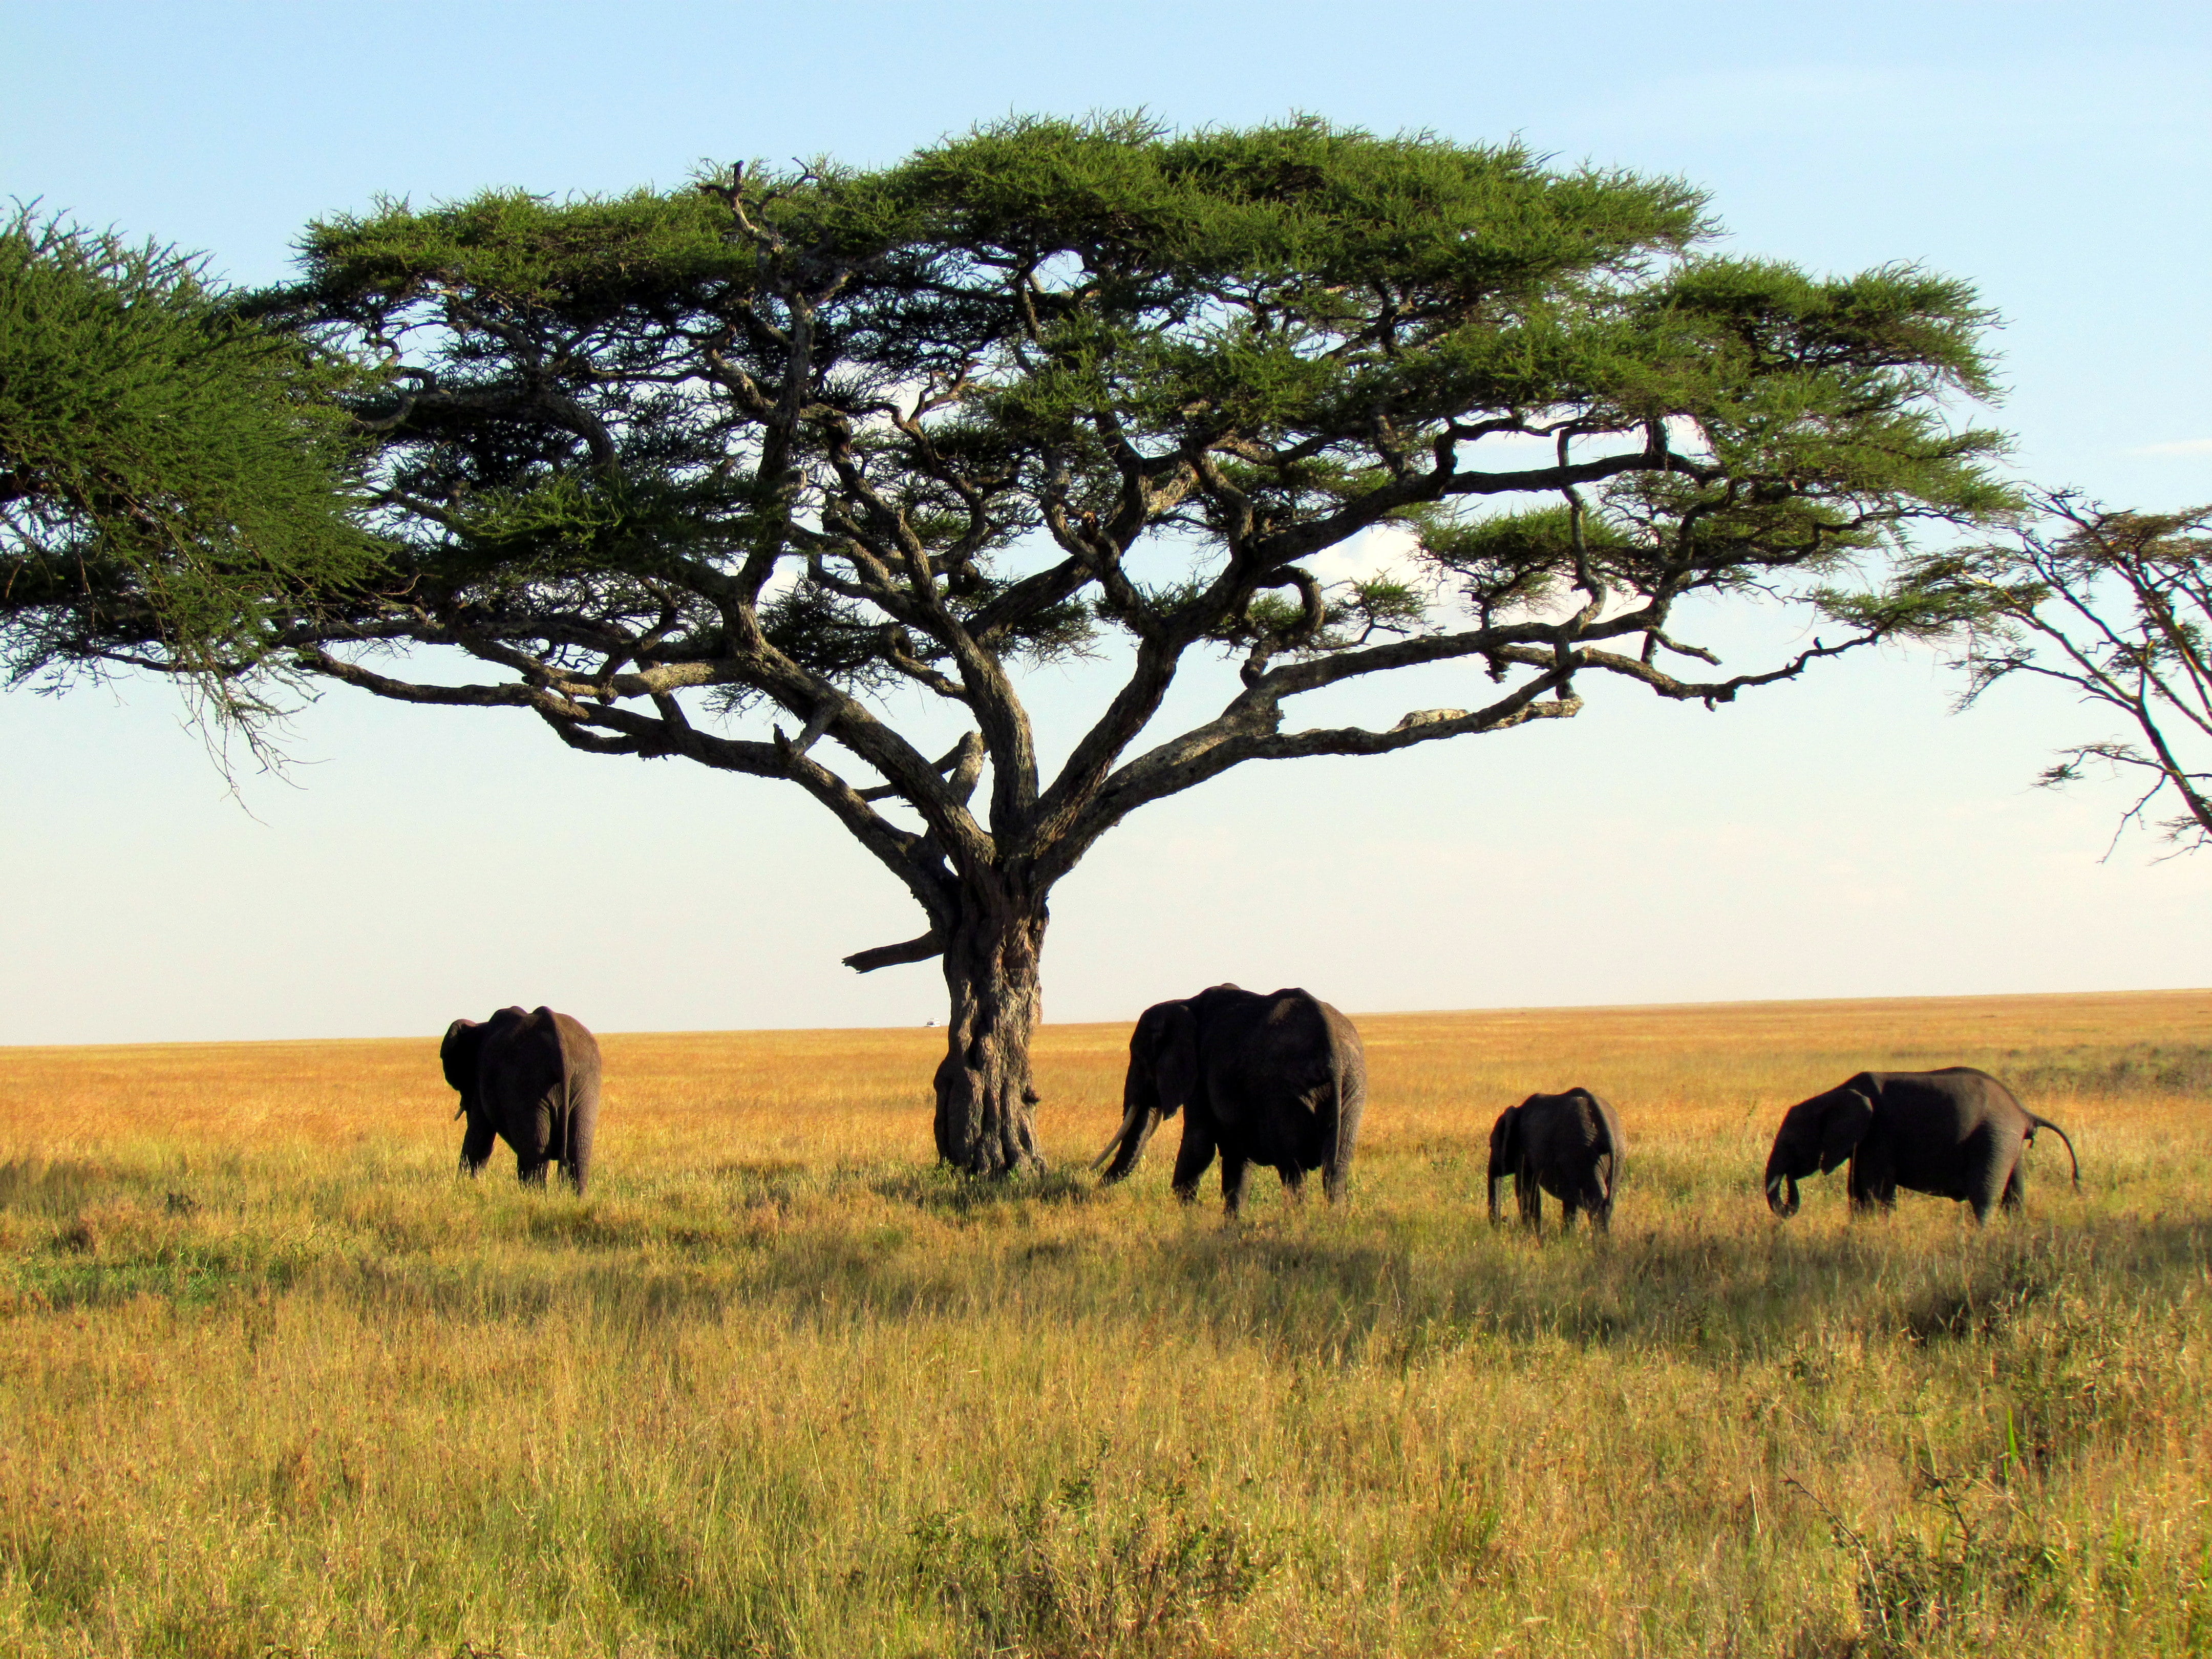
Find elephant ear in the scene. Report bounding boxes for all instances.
[1486,1104,1521,1222]
[440,1019,484,1095]
[1489,1104,1521,1170]
[1816,1088,1876,1174]
[1151,1001,1200,1119]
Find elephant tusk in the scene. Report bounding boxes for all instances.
[1090,1099,1150,1173]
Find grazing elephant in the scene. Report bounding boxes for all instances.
[1091,984,1366,1217]
[1487,1088,1624,1233]
[1764,1067,2078,1223]
[441,1005,603,1194]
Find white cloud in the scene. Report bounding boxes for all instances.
[2132,438,2212,457]
[1302,523,1428,587]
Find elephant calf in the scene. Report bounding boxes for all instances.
[1487,1088,1624,1233]
[441,1005,603,1194]
[1764,1067,2078,1223]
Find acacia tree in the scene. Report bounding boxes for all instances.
[1,207,368,706]
[17,119,2010,1173]
[1904,494,2212,855]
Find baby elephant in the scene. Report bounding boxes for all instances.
[442,1005,603,1194]
[1487,1088,1625,1233]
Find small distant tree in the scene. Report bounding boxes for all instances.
[1903,494,2212,855]
[0,207,370,716]
[11,119,2011,1172]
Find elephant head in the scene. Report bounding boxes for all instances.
[1764,1078,1876,1217]
[1486,1104,1522,1224]
[440,1018,487,1117]
[1091,998,1200,1182]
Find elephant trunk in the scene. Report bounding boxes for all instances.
[1765,1168,1800,1218]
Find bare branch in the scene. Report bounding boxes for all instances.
[843,931,945,973]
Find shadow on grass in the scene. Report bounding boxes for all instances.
[1119,1207,2212,1365]
[0,1158,152,1217]
[869,1165,1096,1217]
[13,1146,2209,1382]
[14,1236,302,1311]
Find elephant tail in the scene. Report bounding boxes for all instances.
[2026,1114,2081,1189]
[537,1005,573,1177]
[1589,1093,1623,1199]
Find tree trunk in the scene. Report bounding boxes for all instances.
[933,882,1048,1175]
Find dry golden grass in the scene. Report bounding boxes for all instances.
[1,989,2208,1657]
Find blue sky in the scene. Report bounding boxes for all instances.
[4,1,2209,1041]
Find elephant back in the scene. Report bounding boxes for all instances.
[1220,987,1345,1099]
[476,1006,565,1114]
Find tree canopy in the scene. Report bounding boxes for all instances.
[1903,495,2212,856]
[8,117,2014,1171]
[0,208,371,709]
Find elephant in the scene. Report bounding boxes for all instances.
[440,1005,603,1194]
[1487,1087,1624,1233]
[1091,984,1366,1217]
[1763,1067,2078,1223]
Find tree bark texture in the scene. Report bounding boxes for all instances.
[932,885,1047,1175]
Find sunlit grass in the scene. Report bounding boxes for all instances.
[1,990,2207,1656]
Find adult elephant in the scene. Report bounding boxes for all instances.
[1763,1067,2078,1223]
[1487,1088,1624,1233]
[1091,984,1366,1217]
[440,1006,603,1194]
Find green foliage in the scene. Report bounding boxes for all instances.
[207,114,2006,718]
[287,187,756,321]
[0,207,373,688]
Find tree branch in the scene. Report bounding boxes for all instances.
[842,931,944,973]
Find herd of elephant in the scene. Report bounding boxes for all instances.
[442,986,2081,1226]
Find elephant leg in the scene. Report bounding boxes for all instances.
[458,1118,496,1178]
[1219,1153,1252,1218]
[1588,1182,1613,1234]
[1517,1159,1541,1232]
[2000,1159,2026,1215]
[1964,1131,2014,1223]
[1278,1165,1307,1202]
[1169,1121,1219,1205]
[507,1100,557,1187]
[1847,1147,1897,1215]
[1539,1167,1575,1239]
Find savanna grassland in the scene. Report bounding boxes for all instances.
[2,991,2208,1659]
